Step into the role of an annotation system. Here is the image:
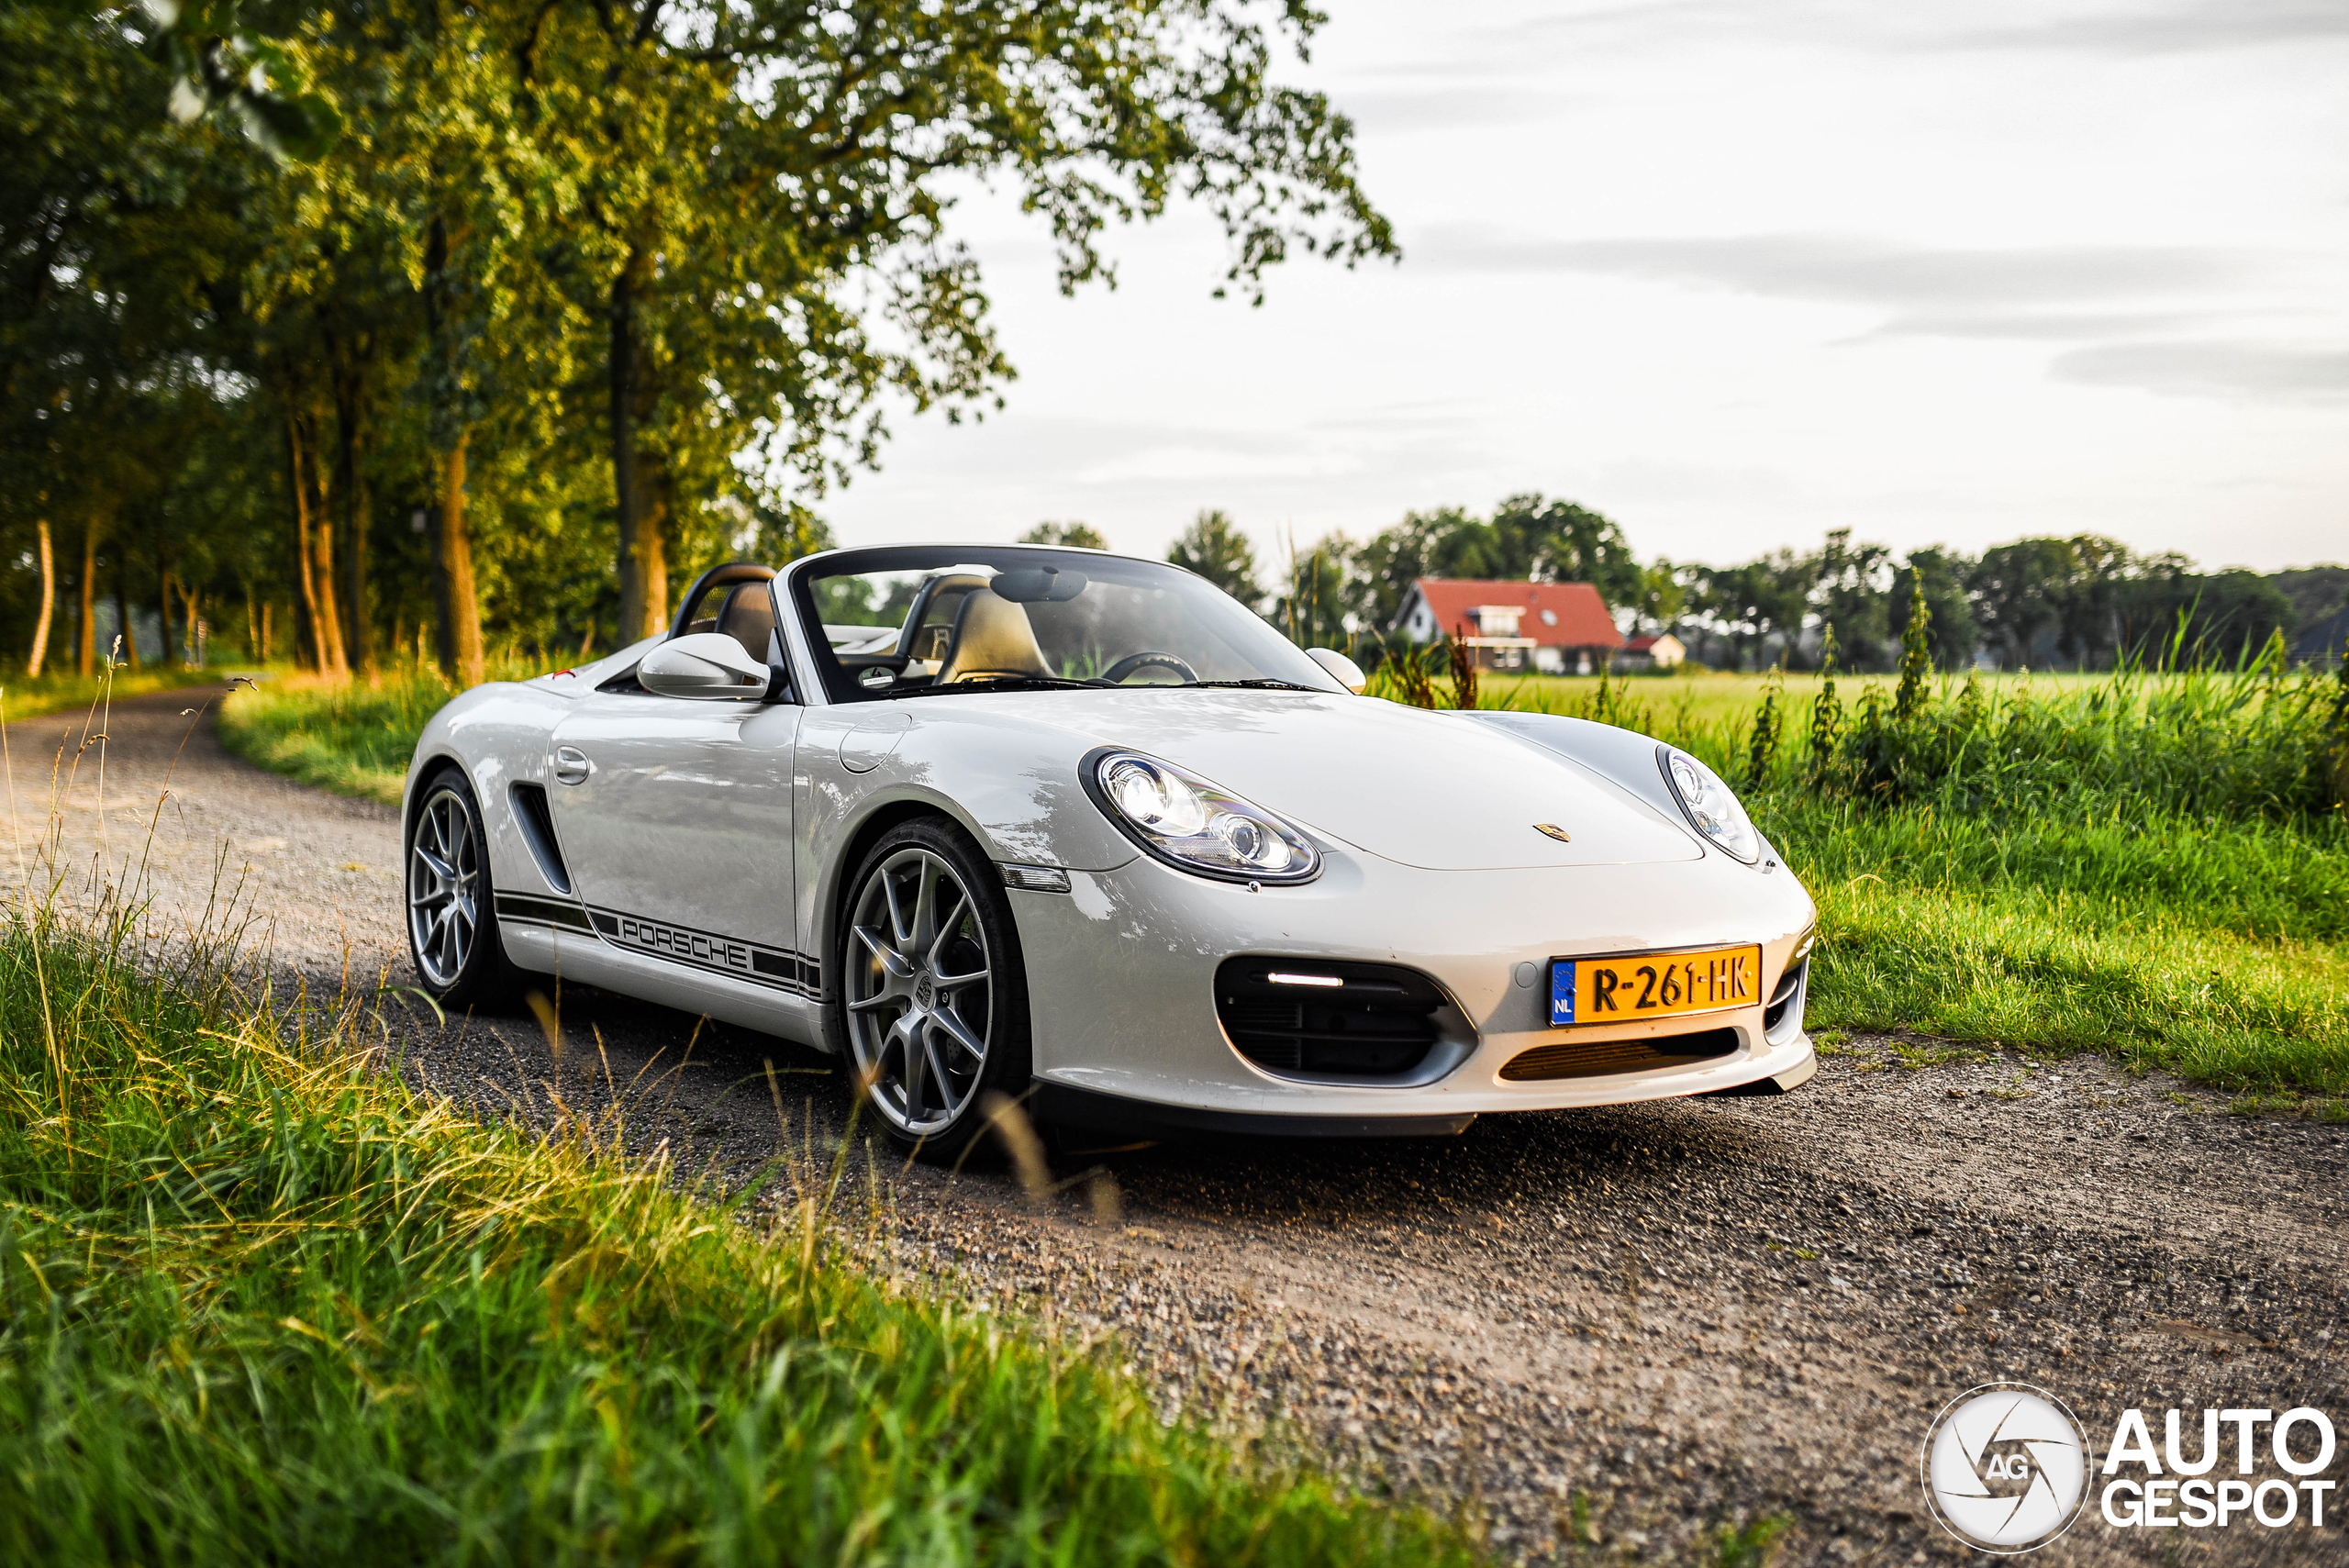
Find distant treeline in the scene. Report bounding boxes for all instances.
[1169,501,2348,673]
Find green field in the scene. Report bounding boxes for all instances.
[0,902,1483,1566]
[1457,657,2349,1106]
[221,652,2349,1108]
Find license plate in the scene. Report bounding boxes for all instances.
[1549,945,1762,1028]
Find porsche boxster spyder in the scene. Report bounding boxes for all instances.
[402,543,1818,1152]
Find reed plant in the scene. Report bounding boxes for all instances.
[0,884,1482,1565]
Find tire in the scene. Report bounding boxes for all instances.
[405,764,521,1011]
[836,817,1033,1161]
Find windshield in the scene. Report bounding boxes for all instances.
[790,546,1344,703]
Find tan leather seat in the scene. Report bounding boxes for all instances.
[935,586,1052,683]
[717,583,778,662]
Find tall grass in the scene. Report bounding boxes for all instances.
[2,662,218,723]
[215,629,2349,1099]
[216,651,547,804]
[0,893,1483,1566]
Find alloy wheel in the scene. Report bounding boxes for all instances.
[845,845,995,1137]
[408,787,481,990]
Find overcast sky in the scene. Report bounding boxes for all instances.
[818,0,2349,574]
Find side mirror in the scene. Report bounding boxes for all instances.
[1305,647,1367,695]
[640,632,773,700]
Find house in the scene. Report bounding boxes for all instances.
[1392,579,1624,673]
[1619,633,1687,672]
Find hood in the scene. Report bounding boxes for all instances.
[941,689,1703,871]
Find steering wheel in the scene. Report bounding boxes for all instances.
[1101,651,1199,685]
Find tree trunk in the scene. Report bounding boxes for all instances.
[306,412,348,676]
[288,413,347,676]
[77,516,101,677]
[27,517,54,677]
[176,578,202,667]
[433,432,484,688]
[160,569,176,666]
[609,249,666,641]
[334,369,374,677]
[114,565,139,669]
[288,416,323,669]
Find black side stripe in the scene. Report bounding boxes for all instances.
[497,893,823,1000]
[494,892,596,933]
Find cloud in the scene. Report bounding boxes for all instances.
[2052,341,2349,401]
[1334,84,1574,134]
[1960,0,2349,56]
[1412,228,2349,402]
[1414,228,2250,328]
[1354,0,2349,80]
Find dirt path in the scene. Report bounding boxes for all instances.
[8,687,2345,1565]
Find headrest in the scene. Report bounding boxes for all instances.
[717,584,778,662]
[935,586,1052,684]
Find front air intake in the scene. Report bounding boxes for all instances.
[1498,1026,1739,1082]
[1215,958,1444,1076]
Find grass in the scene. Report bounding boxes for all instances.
[215,655,544,805]
[217,644,2349,1104]
[1383,642,2349,1102]
[2,662,220,723]
[0,895,1485,1566]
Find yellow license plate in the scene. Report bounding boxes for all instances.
[1548,945,1762,1028]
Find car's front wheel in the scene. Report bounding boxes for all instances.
[839,817,1032,1159]
[406,765,518,1010]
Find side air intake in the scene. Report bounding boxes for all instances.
[508,783,573,894]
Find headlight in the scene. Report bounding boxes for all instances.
[1659,746,1762,863]
[1086,750,1321,884]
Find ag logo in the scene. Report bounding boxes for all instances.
[1920,1383,2092,1553]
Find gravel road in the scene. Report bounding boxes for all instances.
[8,686,2345,1565]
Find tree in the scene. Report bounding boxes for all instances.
[1021,521,1108,550]
[1167,509,1258,604]
[1888,547,1979,672]
[1969,537,2076,669]
[515,0,1397,642]
[1272,532,1352,649]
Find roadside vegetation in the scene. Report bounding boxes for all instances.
[0,894,1481,1566]
[216,651,544,804]
[219,614,2349,1106]
[0,664,218,726]
[1376,611,2349,1106]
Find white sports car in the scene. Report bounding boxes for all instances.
[403,543,1818,1154]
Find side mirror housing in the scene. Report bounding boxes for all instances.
[640,632,774,700]
[1305,647,1367,695]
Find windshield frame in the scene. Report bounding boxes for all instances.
[780,543,1347,706]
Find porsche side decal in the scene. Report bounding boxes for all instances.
[493,891,596,933]
[494,892,821,998]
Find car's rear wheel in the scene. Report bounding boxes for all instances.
[839,817,1031,1159]
[406,765,519,1010]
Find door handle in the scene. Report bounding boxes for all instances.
[551,746,592,785]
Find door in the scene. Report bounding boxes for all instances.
[546,694,810,997]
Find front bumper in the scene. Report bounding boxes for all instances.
[1005,836,1819,1130]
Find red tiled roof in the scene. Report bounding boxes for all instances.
[1399,579,1623,649]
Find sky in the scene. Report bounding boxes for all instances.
[816,0,2349,575]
